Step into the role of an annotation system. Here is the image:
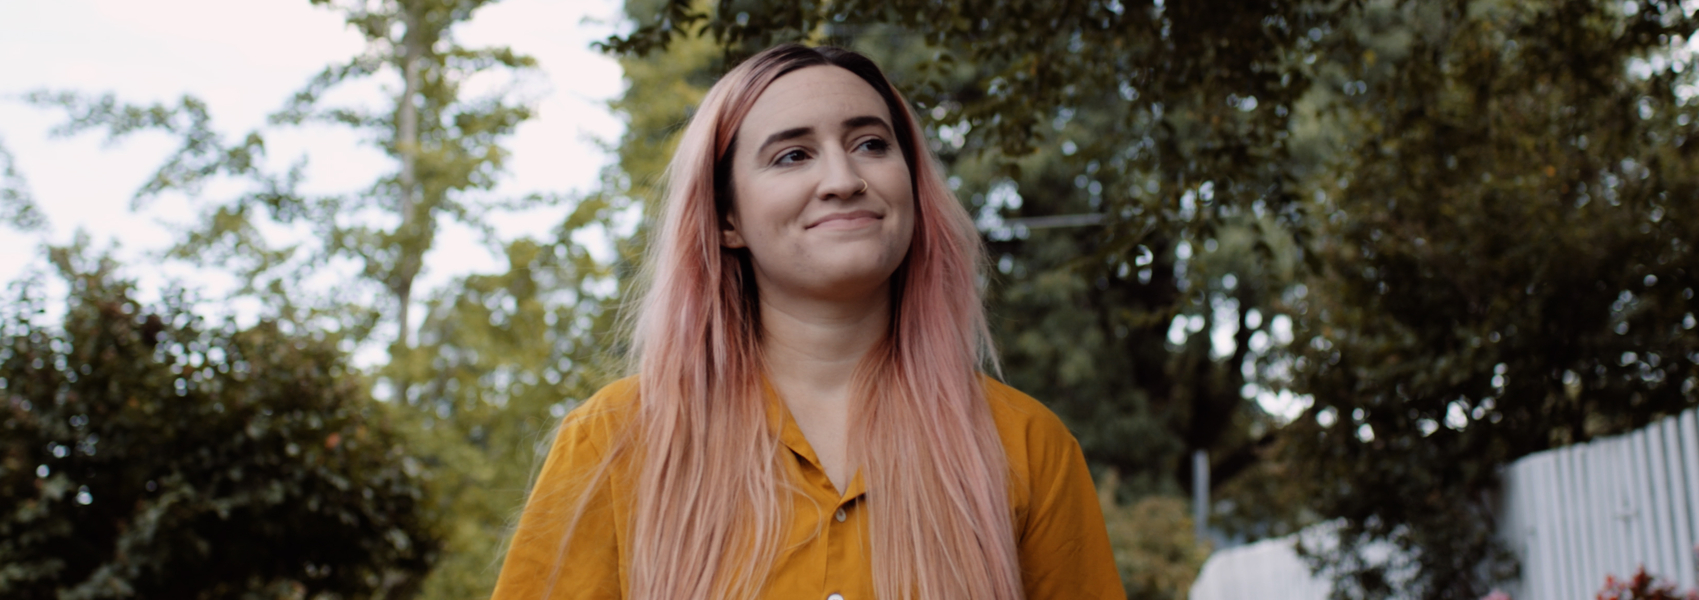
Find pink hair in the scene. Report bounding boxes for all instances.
[561,44,1023,600]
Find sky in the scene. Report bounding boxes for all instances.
[0,0,625,325]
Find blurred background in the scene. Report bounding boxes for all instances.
[2,1,1696,599]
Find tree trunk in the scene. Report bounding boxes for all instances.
[394,6,423,354]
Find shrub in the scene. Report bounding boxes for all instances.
[1099,472,1211,600]
[0,255,438,599]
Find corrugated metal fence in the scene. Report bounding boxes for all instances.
[1191,407,1699,600]
[1501,408,1699,598]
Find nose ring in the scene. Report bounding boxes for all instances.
[856,179,868,195]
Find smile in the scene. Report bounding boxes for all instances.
[806,210,883,229]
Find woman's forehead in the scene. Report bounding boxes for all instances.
[739,66,893,140]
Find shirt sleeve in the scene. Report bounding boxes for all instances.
[492,385,634,600]
[1017,417,1128,600]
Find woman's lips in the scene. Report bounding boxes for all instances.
[807,210,883,229]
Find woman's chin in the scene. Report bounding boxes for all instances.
[761,267,899,306]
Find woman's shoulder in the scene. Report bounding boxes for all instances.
[575,375,642,413]
[979,375,1081,454]
[978,376,1092,525]
[554,375,643,447]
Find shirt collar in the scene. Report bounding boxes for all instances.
[761,377,867,502]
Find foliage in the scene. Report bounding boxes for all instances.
[14,0,1695,597]
[604,0,1699,597]
[1284,1,1699,597]
[0,136,46,232]
[24,0,542,366]
[1098,473,1209,600]
[0,247,436,599]
[1206,436,1317,542]
[399,231,619,599]
[21,2,627,597]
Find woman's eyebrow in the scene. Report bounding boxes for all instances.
[758,126,812,156]
[755,116,893,157]
[842,115,892,134]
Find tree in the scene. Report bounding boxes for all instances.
[1282,1,1699,598]
[399,227,620,599]
[27,0,540,390]
[604,1,1699,598]
[22,2,629,597]
[0,246,437,599]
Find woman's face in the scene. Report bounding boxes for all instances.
[723,65,916,305]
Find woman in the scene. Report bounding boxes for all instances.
[493,44,1124,600]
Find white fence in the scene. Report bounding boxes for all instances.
[1502,409,1699,598]
[1188,523,1363,600]
[1190,407,1699,600]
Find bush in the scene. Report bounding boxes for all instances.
[0,254,438,599]
[1099,472,1211,600]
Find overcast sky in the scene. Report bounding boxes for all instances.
[0,0,625,314]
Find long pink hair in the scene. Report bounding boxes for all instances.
[594,44,1023,600]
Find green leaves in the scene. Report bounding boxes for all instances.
[0,249,437,599]
[1284,1,1699,597]
[24,0,550,353]
[603,1,1699,597]
[17,3,629,597]
[0,136,46,232]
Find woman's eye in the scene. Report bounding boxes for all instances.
[858,138,891,153]
[775,149,809,165]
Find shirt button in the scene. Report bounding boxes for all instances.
[828,594,844,600]
[834,507,847,522]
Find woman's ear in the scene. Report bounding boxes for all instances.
[721,215,747,248]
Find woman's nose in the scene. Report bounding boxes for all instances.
[817,149,862,201]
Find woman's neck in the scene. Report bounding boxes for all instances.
[757,284,890,397]
[757,285,889,494]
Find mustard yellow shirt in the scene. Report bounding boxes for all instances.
[492,376,1126,600]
